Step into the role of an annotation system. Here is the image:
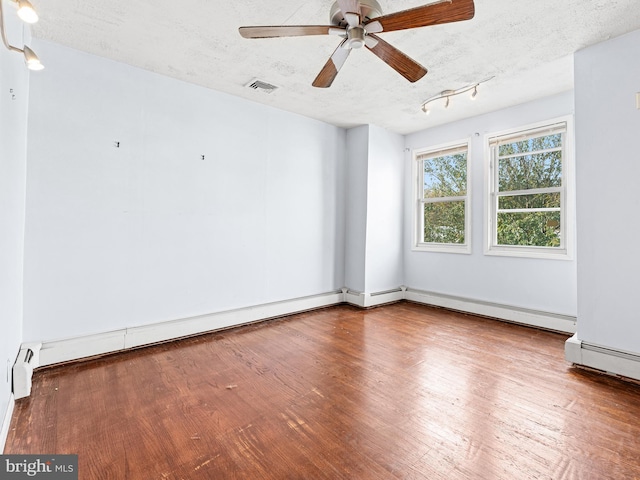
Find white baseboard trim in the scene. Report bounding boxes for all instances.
[565,334,640,382]
[38,290,344,368]
[405,288,577,334]
[1,393,15,453]
[343,287,406,308]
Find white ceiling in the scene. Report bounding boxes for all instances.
[31,0,640,134]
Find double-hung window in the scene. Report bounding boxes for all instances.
[485,117,573,259]
[413,140,470,253]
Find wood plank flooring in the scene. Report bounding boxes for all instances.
[5,302,640,479]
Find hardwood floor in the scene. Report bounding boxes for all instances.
[6,302,640,479]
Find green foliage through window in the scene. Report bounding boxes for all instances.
[418,146,468,246]
[492,126,565,249]
[423,201,465,244]
[423,153,467,198]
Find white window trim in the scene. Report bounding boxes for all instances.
[483,115,574,260]
[412,138,471,254]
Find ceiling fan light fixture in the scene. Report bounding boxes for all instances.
[347,26,366,49]
[16,0,38,24]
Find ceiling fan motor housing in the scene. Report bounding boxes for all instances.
[330,0,383,26]
[346,26,366,48]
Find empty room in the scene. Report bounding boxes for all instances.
[2,0,640,478]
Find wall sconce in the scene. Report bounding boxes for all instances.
[421,77,493,115]
[0,0,43,70]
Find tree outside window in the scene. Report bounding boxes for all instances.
[414,142,470,253]
[486,119,573,259]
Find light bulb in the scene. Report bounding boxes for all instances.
[23,45,44,70]
[16,0,38,24]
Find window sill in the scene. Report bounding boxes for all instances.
[484,245,572,260]
[413,243,471,255]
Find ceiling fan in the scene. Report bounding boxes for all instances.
[239,0,475,88]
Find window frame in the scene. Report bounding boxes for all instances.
[484,116,574,260]
[412,138,471,254]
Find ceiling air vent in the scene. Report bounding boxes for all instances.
[245,79,278,94]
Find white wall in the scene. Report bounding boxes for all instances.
[344,126,369,292]
[574,29,640,354]
[404,92,577,316]
[0,8,29,437]
[365,125,404,292]
[22,41,346,343]
[344,125,404,294]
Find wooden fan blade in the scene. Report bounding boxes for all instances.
[366,34,427,83]
[312,41,352,88]
[239,25,335,38]
[364,0,474,33]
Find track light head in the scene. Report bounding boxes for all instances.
[23,45,43,70]
[471,86,478,100]
[16,0,38,24]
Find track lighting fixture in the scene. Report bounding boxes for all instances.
[0,0,43,70]
[420,77,493,115]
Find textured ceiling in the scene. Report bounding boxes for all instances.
[31,0,640,134]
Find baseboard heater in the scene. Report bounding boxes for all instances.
[343,287,406,308]
[15,289,577,400]
[13,343,42,399]
[565,334,640,382]
[405,288,576,334]
[583,343,640,362]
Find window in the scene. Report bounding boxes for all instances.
[413,140,470,253]
[485,117,573,259]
